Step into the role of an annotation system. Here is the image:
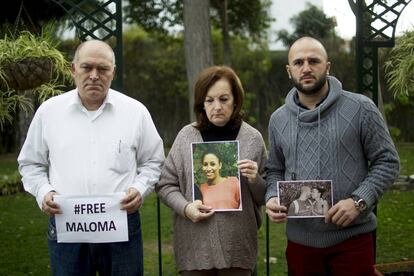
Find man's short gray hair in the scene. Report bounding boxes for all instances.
[72,40,116,66]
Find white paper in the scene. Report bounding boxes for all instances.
[54,193,128,243]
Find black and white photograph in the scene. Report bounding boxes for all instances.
[277,180,333,218]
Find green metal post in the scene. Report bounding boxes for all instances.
[157,196,163,276]
[266,215,270,276]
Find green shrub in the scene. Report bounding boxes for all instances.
[0,171,23,195]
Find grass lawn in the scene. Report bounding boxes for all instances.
[1,190,413,275]
[397,143,414,176]
[0,144,413,275]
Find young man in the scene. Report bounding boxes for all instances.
[265,37,399,275]
[18,40,165,275]
[288,185,312,216]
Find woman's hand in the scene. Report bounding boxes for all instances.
[238,159,258,184]
[184,200,214,222]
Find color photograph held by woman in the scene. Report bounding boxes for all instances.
[156,65,267,275]
[192,141,242,211]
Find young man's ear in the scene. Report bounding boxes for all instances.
[326,61,331,75]
[286,65,292,79]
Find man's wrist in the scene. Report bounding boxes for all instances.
[266,195,279,203]
[351,196,367,213]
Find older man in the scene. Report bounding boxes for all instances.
[18,40,164,275]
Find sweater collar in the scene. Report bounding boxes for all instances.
[294,91,328,110]
[200,120,241,142]
[285,76,342,123]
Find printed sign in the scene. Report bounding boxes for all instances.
[54,193,128,243]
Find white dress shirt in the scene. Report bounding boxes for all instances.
[18,88,165,208]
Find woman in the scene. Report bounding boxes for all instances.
[199,150,241,210]
[156,66,267,275]
[310,187,329,216]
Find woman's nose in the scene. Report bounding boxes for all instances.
[212,100,222,109]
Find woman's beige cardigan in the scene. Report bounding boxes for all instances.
[156,122,267,272]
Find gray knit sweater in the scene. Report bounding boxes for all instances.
[265,76,400,248]
[156,122,267,272]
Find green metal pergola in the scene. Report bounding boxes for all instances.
[51,0,123,90]
[49,0,412,275]
[355,0,412,104]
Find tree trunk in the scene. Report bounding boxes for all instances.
[183,0,214,123]
[220,0,231,65]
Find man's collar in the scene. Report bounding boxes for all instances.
[70,88,114,109]
[105,89,115,106]
[294,90,330,110]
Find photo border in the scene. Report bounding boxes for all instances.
[191,140,242,211]
[277,180,333,218]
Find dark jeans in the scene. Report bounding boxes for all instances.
[48,212,143,276]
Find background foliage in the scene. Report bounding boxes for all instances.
[124,0,273,41]
[277,3,337,47]
[385,30,414,98]
[0,3,413,153]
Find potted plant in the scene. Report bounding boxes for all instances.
[0,24,72,128]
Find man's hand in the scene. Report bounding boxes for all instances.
[121,187,142,214]
[42,191,60,216]
[325,198,359,227]
[184,200,214,223]
[266,197,287,223]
